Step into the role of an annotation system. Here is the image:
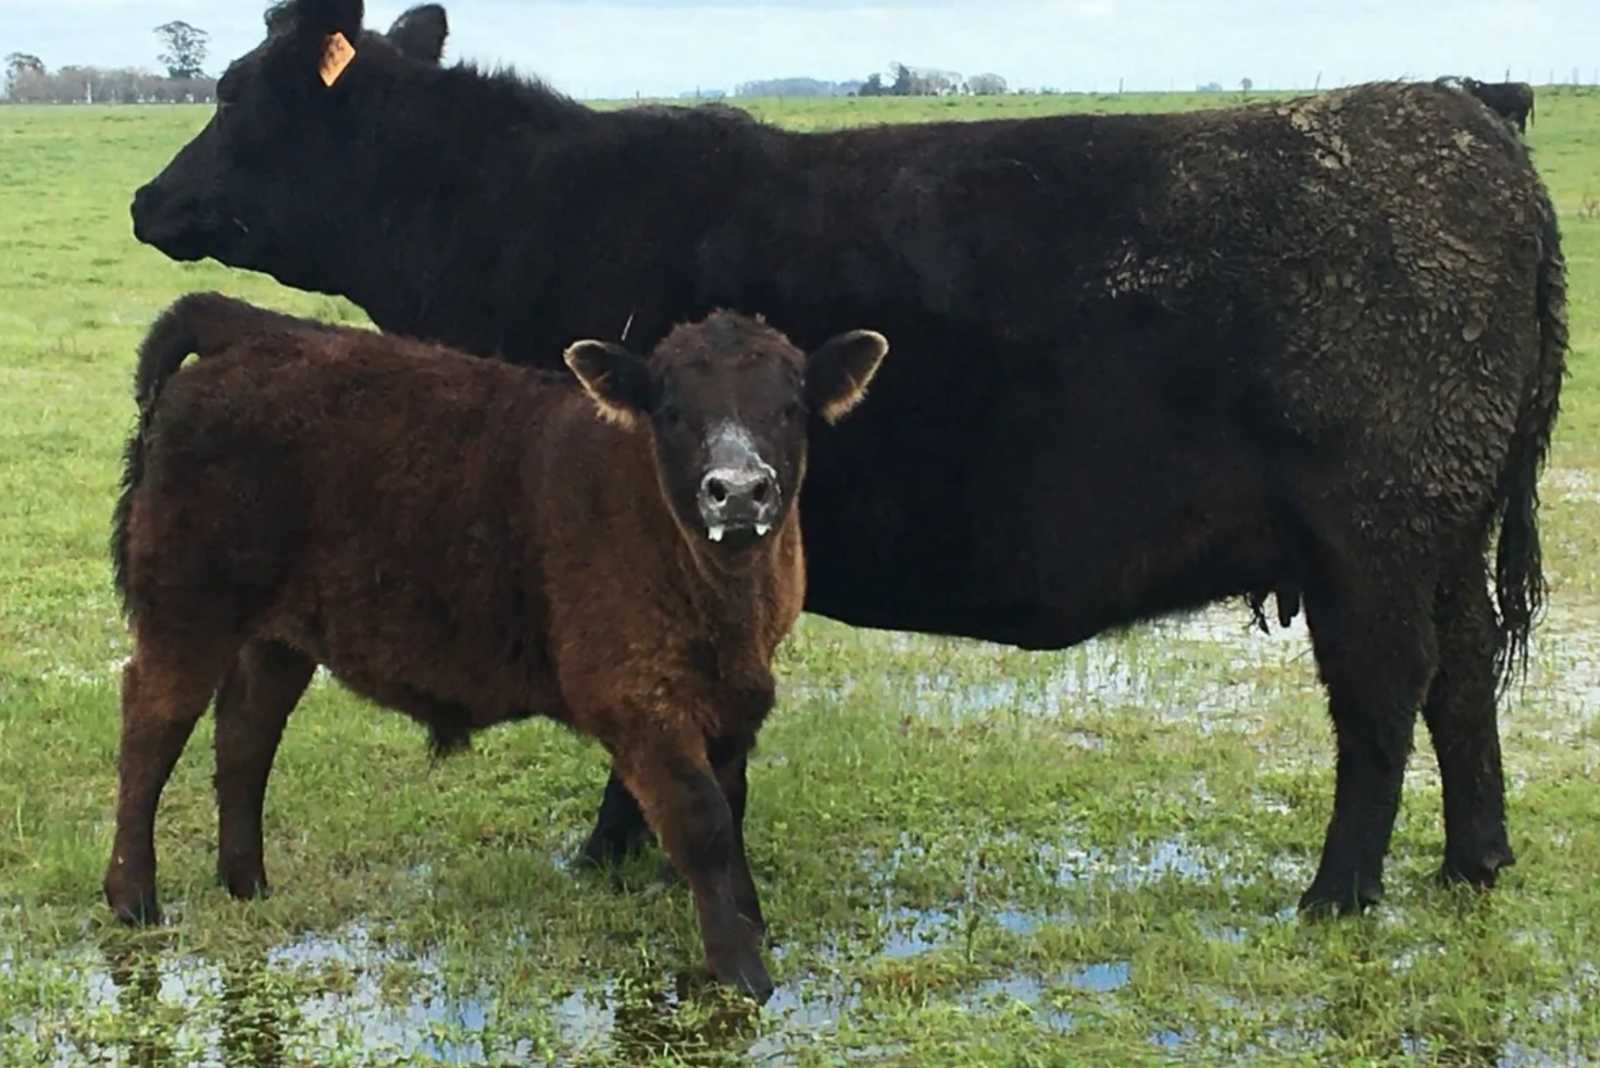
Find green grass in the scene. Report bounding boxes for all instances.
[2,89,1599,1066]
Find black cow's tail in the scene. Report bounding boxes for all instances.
[1528,90,1536,128]
[1492,193,1567,688]
[112,292,255,608]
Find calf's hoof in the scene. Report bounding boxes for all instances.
[217,865,270,901]
[709,947,774,1003]
[104,879,162,927]
[1297,873,1382,918]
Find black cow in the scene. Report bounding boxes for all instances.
[132,0,1567,917]
[1459,78,1537,133]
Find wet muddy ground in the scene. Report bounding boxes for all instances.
[7,592,1597,1066]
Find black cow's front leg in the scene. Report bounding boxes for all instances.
[577,769,655,869]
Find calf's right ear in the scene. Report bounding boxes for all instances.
[564,340,653,428]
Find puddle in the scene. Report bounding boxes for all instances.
[1068,959,1130,992]
[963,974,1077,1032]
[1544,467,1600,504]
[9,921,1593,1066]
[833,595,1600,749]
[903,605,1315,732]
[1038,832,1312,892]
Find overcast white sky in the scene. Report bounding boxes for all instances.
[3,0,1598,99]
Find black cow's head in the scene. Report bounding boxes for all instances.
[565,313,889,554]
[131,0,449,290]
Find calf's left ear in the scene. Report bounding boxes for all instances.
[806,330,890,424]
[564,340,653,428]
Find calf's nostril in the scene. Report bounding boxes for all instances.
[751,480,769,505]
[707,478,729,504]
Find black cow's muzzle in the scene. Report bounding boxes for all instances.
[130,182,211,260]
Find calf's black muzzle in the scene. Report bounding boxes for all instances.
[698,464,780,544]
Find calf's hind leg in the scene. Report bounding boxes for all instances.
[104,633,237,924]
[213,641,315,899]
[1299,558,1438,915]
[1422,554,1514,887]
[612,735,772,1000]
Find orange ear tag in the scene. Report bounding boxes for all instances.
[320,32,357,87]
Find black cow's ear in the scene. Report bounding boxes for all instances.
[564,340,654,428]
[286,0,365,87]
[294,0,364,40]
[386,5,448,64]
[806,330,889,424]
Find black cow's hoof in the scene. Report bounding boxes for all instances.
[1298,876,1382,918]
[574,827,649,873]
[1438,845,1515,890]
[573,835,624,872]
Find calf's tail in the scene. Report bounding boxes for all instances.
[1492,192,1567,688]
[113,292,281,607]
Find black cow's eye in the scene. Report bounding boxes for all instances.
[658,405,682,429]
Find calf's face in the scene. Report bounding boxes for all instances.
[130,0,448,287]
[566,314,888,552]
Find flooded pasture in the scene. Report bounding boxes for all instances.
[7,592,1597,1065]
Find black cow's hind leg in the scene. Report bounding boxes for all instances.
[1422,554,1515,888]
[1300,560,1438,915]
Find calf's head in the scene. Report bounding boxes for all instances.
[565,313,888,552]
[131,0,450,289]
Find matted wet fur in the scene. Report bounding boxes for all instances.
[131,0,1567,915]
[104,292,888,999]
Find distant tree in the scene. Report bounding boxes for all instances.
[5,62,214,103]
[5,52,44,98]
[858,73,883,96]
[880,62,961,97]
[154,20,209,80]
[888,62,914,96]
[966,72,1007,96]
[733,77,857,98]
[1240,76,1253,94]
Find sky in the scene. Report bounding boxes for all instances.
[3,0,1599,100]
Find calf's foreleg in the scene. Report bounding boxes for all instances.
[611,732,772,1000]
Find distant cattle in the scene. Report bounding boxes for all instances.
[104,293,888,999]
[132,0,1567,917]
[1452,78,1537,133]
[1470,80,1536,133]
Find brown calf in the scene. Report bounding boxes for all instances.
[105,293,888,998]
